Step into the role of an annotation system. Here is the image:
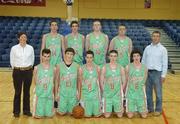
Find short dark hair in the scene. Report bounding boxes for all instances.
[86,50,94,57]
[49,19,58,26]
[118,24,126,28]
[42,48,51,56]
[109,50,118,56]
[130,49,142,62]
[65,47,75,55]
[152,31,161,36]
[17,32,27,38]
[70,21,79,27]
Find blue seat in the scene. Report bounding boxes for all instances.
[0,43,9,49]
[2,54,10,61]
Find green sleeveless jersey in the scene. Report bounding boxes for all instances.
[35,64,54,98]
[66,33,83,65]
[45,33,63,66]
[103,64,122,98]
[59,62,79,97]
[126,63,146,99]
[81,64,100,100]
[89,33,107,66]
[113,36,130,67]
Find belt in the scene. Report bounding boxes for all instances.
[148,69,158,72]
[14,66,32,71]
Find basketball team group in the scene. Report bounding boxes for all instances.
[10,20,168,119]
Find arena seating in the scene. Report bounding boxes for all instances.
[0,16,176,68]
[162,21,180,46]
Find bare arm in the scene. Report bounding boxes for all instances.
[61,35,65,60]
[53,67,56,97]
[85,34,90,51]
[120,66,126,86]
[108,39,114,52]
[82,35,85,52]
[100,66,106,93]
[78,67,83,100]
[144,66,148,85]
[128,38,133,56]
[96,66,102,99]
[40,34,46,63]
[55,65,60,100]
[104,34,109,56]
[33,66,38,85]
[123,65,129,92]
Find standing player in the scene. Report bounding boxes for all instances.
[56,48,79,115]
[86,20,109,68]
[78,50,101,117]
[100,50,125,118]
[109,24,132,68]
[125,49,148,118]
[33,49,56,118]
[41,20,64,66]
[64,21,85,65]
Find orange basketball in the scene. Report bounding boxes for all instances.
[72,105,84,119]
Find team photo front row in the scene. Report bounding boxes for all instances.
[14,47,157,119]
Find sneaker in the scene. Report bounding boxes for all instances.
[153,112,161,116]
[23,112,32,117]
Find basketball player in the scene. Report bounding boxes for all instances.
[86,20,109,68]
[64,21,85,65]
[33,49,56,118]
[100,50,125,118]
[109,24,132,68]
[125,49,148,118]
[78,50,101,117]
[56,48,79,115]
[41,19,65,66]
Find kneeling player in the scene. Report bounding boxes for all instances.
[101,50,125,118]
[125,50,148,118]
[56,48,79,115]
[78,50,101,117]
[33,49,56,118]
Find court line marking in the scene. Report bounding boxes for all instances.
[162,109,169,124]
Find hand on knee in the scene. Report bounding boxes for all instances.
[127,112,134,118]
[141,113,147,118]
[104,113,111,118]
[116,112,123,118]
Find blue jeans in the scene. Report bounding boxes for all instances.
[146,70,162,113]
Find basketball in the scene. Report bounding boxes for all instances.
[72,105,84,119]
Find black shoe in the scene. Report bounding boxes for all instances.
[23,112,32,117]
[54,101,58,108]
[14,113,20,118]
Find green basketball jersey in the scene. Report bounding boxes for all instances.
[81,64,100,100]
[103,64,122,98]
[89,33,107,66]
[45,33,63,66]
[58,62,79,98]
[126,63,146,99]
[113,36,131,67]
[35,64,54,98]
[66,33,83,65]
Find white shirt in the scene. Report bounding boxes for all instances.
[142,43,168,78]
[10,44,35,68]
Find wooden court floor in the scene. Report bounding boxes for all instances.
[0,69,180,124]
